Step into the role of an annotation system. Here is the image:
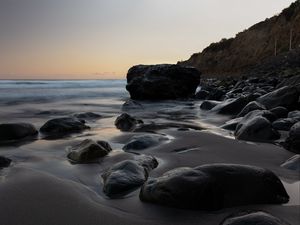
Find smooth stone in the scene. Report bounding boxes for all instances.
[220,211,290,225]
[102,157,157,198]
[257,86,299,109]
[221,118,243,131]
[281,155,300,172]
[123,134,168,151]
[288,110,300,120]
[270,106,289,119]
[285,122,300,154]
[140,164,289,210]
[40,117,89,135]
[200,100,220,110]
[73,112,102,120]
[67,139,112,163]
[236,101,266,117]
[114,113,143,132]
[126,64,201,100]
[0,123,38,142]
[0,156,12,168]
[272,118,298,131]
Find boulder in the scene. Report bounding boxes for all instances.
[211,95,255,116]
[221,118,243,131]
[0,123,38,142]
[270,107,288,119]
[200,100,220,110]
[220,211,290,225]
[40,117,89,136]
[281,155,300,172]
[123,134,168,151]
[67,139,112,163]
[257,86,299,109]
[114,113,143,131]
[126,64,201,100]
[272,118,298,131]
[195,90,209,100]
[140,164,289,210]
[236,101,266,117]
[102,157,158,198]
[285,122,300,154]
[73,112,102,120]
[0,156,12,168]
[122,100,144,111]
[288,110,300,120]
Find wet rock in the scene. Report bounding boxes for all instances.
[0,123,38,142]
[40,117,89,136]
[126,64,201,100]
[73,112,102,120]
[220,211,290,225]
[207,88,226,101]
[270,107,289,119]
[67,139,112,163]
[195,90,209,100]
[102,157,157,198]
[200,100,219,110]
[236,101,266,117]
[114,113,143,131]
[123,134,168,151]
[285,122,300,154]
[281,155,300,172]
[257,86,299,109]
[0,156,12,168]
[288,110,300,120]
[211,95,255,116]
[122,100,144,111]
[140,164,289,210]
[272,118,298,131]
[221,118,243,131]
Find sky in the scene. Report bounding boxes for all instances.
[0,0,295,79]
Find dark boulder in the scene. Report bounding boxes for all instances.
[195,90,209,100]
[73,112,102,120]
[0,156,12,168]
[114,113,143,131]
[270,107,288,119]
[272,118,298,131]
[102,157,158,198]
[236,101,266,117]
[67,139,112,163]
[40,117,89,136]
[123,134,168,151]
[257,86,299,109]
[126,64,201,100]
[207,88,226,101]
[0,123,38,142]
[285,122,300,154]
[220,211,290,225]
[140,164,289,210]
[281,155,300,172]
[122,100,144,111]
[200,100,220,110]
[221,118,243,131]
[288,110,300,120]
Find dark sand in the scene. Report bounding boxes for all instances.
[0,128,299,225]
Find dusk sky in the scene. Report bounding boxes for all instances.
[0,0,295,79]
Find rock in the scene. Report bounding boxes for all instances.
[0,123,38,142]
[281,155,300,172]
[73,112,102,120]
[220,211,290,225]
[123,134,168,151]
[288,110,300,120]
[140,164,289,210]
[114,113,143,131]
[67,139,112,163]
[221,118,243,131]
[211,95,255,116]
[102,158,157,198]
[272,118,298,131]
[207,88,226,101]
[236,101,266,117]
[285,122,300,153]
[40,117,89,136]
[134,154,158,171]
[0,156,12,168]
[195,90,209,100]
[126,64,201,100]
[257,86,299,109]
[278,74,300,88]
[270,107,289,119]
[235,115,280,142]
[122,100,144,111]
[200,100,220,110]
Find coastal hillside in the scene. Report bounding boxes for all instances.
[179,0,300,77]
